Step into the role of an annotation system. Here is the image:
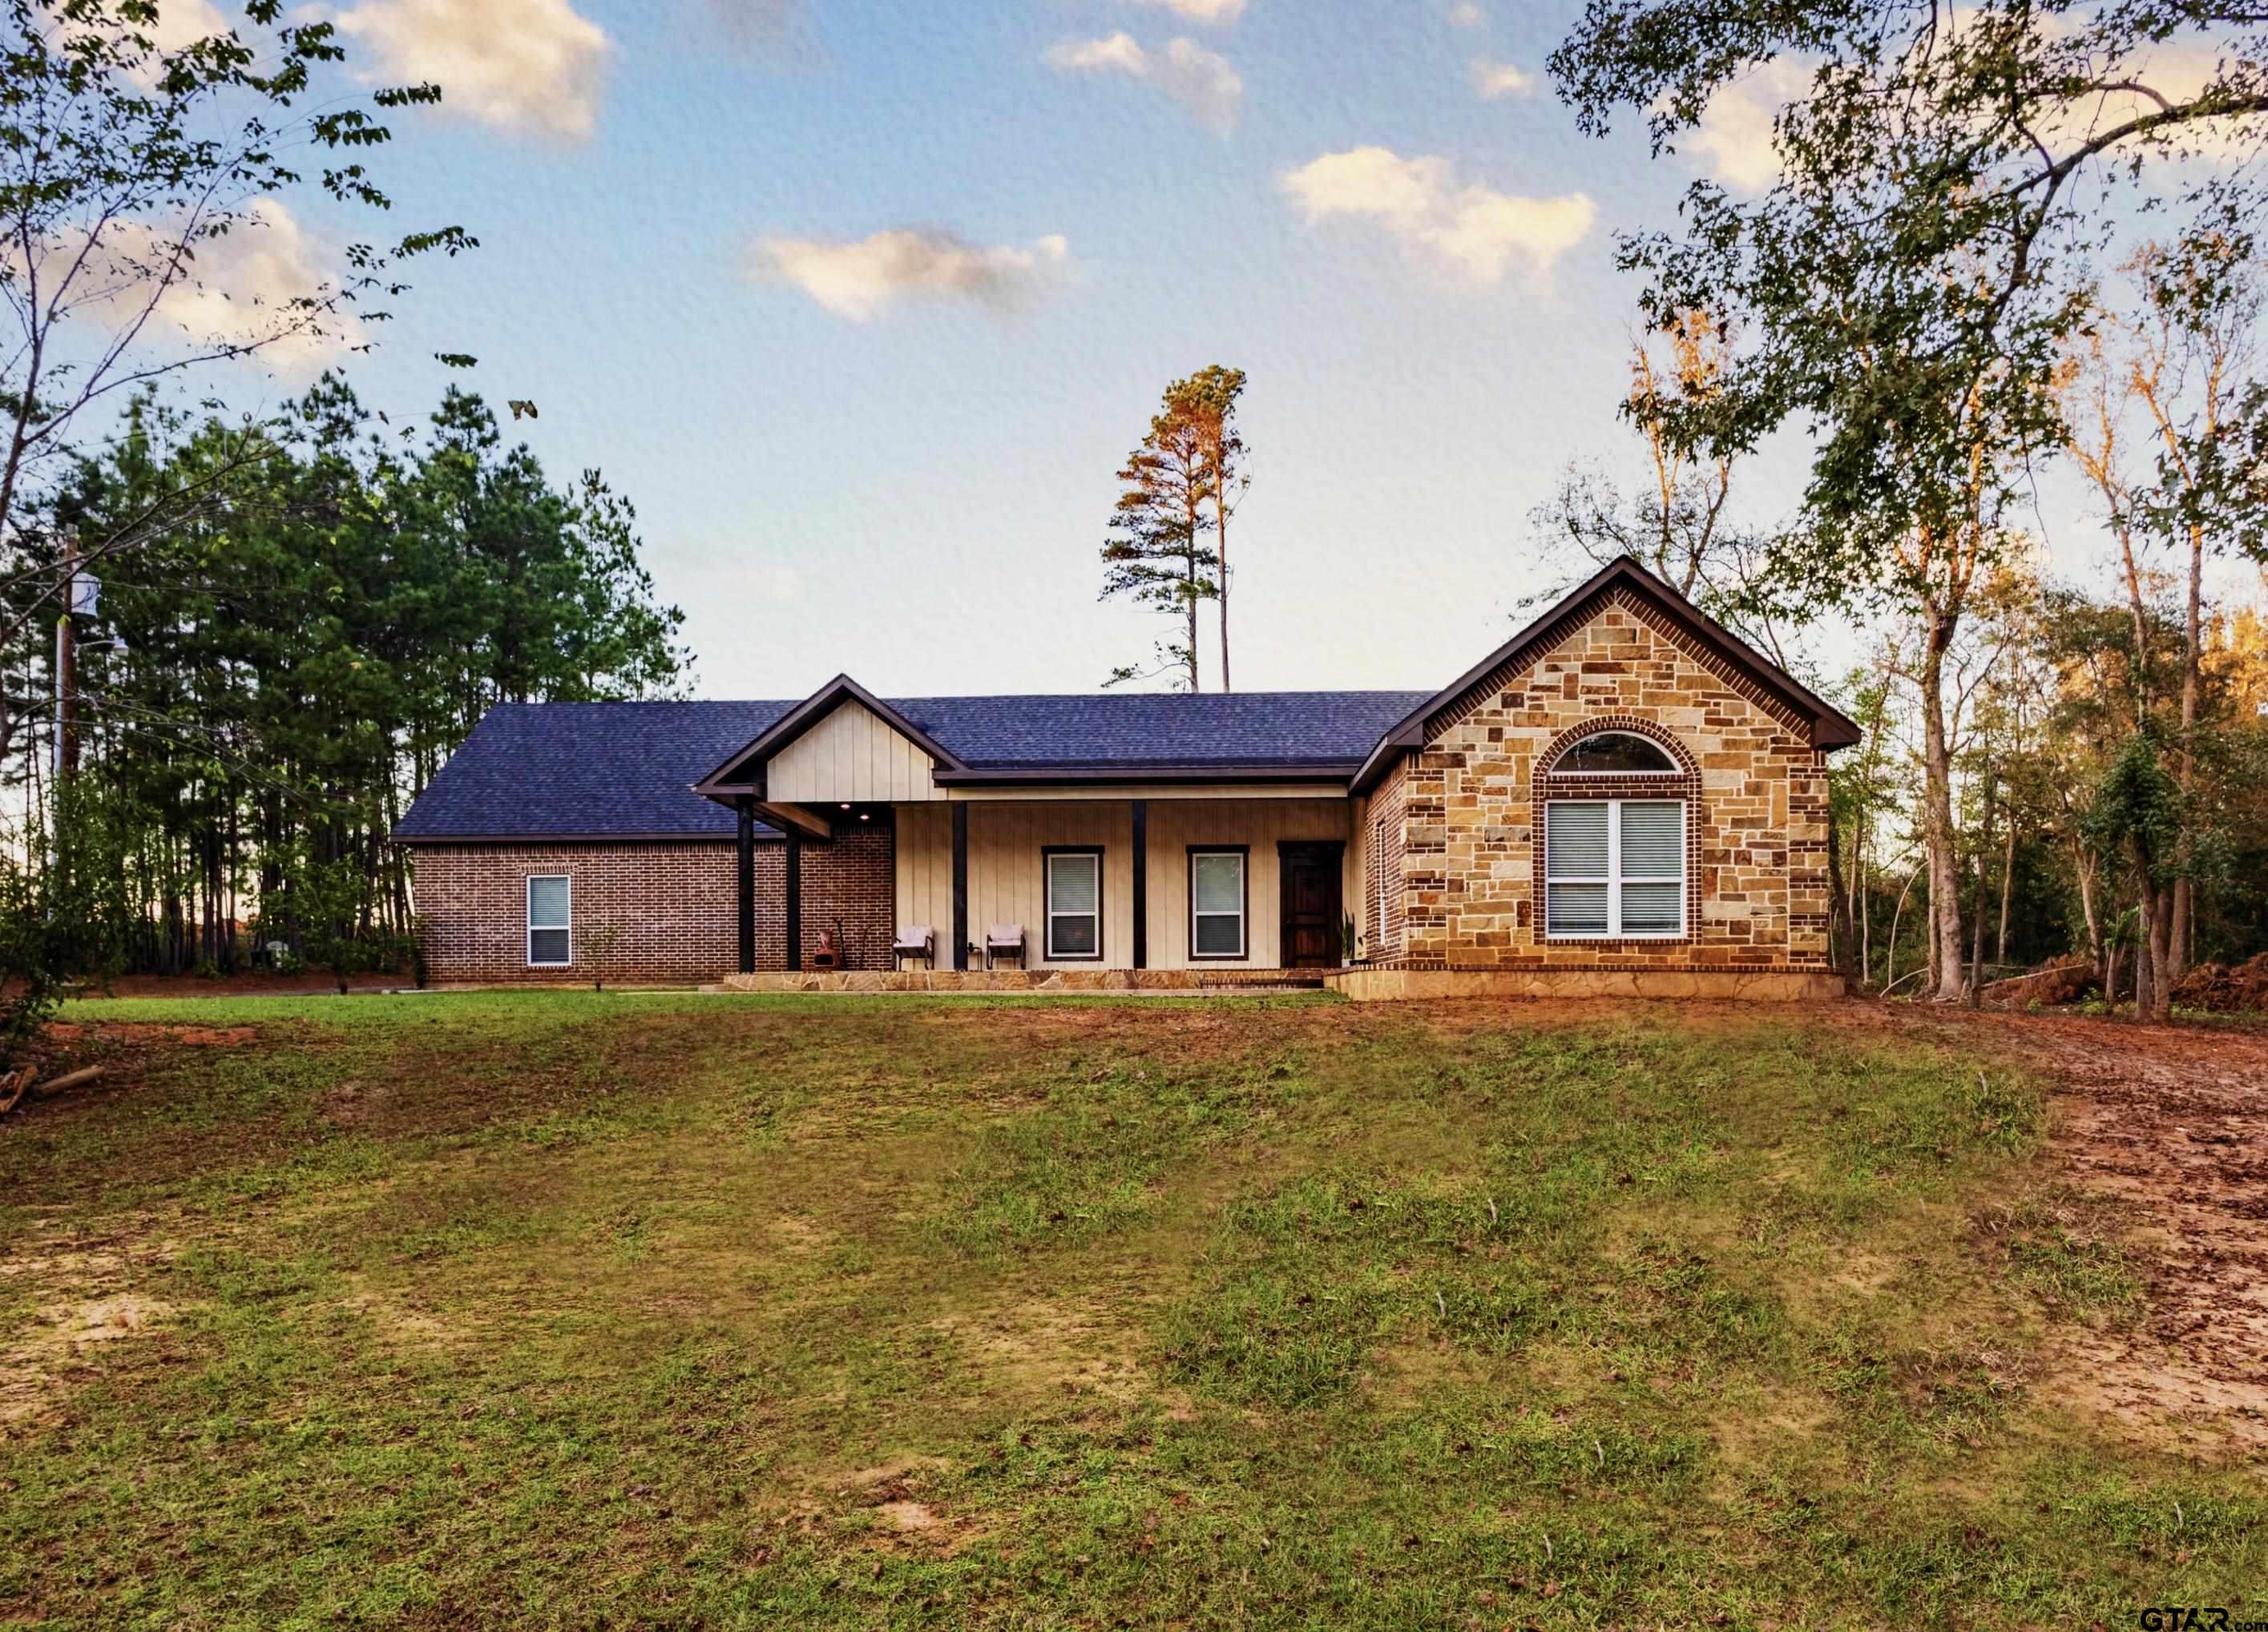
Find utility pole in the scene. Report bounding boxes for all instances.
[51,561,95,784]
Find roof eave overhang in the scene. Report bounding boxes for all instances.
[391,830,762,846]
[930,762,1361,788]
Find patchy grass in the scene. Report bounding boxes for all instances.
[0,992,2259,1629]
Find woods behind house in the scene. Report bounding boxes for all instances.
[8,381,688,981]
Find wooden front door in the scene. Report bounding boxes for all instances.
[1278,842,1343,969]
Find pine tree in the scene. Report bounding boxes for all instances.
[1100,389,1218,691]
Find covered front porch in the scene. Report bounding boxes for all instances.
[724,792,1360,978]
[892,794,1355,974]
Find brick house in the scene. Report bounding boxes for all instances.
[394,557,1860,999]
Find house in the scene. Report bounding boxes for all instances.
[393,556,1860,999]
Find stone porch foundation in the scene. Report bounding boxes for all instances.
[712,968,1327,993]
[1324,967,1846,1001]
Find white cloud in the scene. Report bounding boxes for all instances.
[1046,32,1243,133]
[333,0,610,142]
[1280,147,1596,285]
[1447,2,1485,26]
[15,199,361,374]
[143,0,232,52]
[1048,31,1148,75]
[1470,58,1536,99]
[746,228,1071,321]
[1133,0,1245,24]
[1681,60,1810,192]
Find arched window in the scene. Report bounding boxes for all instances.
[1550,730,1679,775]
[1539,727,1690,940]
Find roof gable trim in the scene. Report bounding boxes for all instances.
[693,674,968,799]
[1350,556,1862,792]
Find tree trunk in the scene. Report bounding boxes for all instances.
[1918,612,1967,1002]
[1996,816,2016,965]
[1967,776,1992,1009]
[2137,860,2173,1024]
[1217,501,1231,694]
[2071,836,2102,977]
[1826,801,1849,974]
[2169,522,2204,985]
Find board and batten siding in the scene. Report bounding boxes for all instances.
[894,798,1354,970]
[765,701,943,804]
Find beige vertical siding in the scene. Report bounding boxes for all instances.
[893,796,1353,970]
[767,702,942,804]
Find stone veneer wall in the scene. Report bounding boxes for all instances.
[410,820,896,985]
[1389,588,1831,971]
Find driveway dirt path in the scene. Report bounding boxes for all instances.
[1839,1005,2268,1456]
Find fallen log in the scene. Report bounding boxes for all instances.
[0,1064,35,1116]
[30,1064,104,1099]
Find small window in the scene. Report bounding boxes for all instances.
[1188,848,1247,959]
[527,875,571,966]
[1552,731,1679,775]
[1372,815,1388,954]
[1544,800,1685,938]
[1044,849,1102,961]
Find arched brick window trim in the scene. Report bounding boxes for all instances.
[1532,715,1703,945]
[1538,717,1698,779]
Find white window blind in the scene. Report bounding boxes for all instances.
[1190,851,1245,958]
[1046,852,1101,960]
[1544,800,1685,939]
[527,875,571,966]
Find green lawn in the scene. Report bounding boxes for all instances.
[1,992,2256,1629]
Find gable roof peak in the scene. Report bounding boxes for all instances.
[1349,553,1861,792]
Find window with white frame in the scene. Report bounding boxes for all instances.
[1544,800,1685,938]
[1188,849,1246,959]
[527,875,572,965]
[1044,849,1102,960]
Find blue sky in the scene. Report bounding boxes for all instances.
[169,0,2188,701]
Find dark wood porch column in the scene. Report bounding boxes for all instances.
[1131,799,1148,969]
[785,831,802,971]
[736,797,756,973]
[950,803,968,971]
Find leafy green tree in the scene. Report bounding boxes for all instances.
[2085,735,2188,1021]
[0,0,475,764]
[12,378,687,980]
[1548,0,2268,1000]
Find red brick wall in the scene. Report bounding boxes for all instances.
[409,817,896,985]
[409,841,742,985]
[795,820,895,971]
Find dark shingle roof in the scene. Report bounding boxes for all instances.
[889,691,1433,768]
[395,701,797,840]
[394,690,1431,842]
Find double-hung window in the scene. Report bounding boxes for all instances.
[1188,848,1247,959]
[1044,849,1103,961]
[527,875,572,966]
[1544,800,1685,938]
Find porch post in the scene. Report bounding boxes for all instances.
[1130,799,1148,969]
[785,831,802,971]
[736,797,756,974]
[950,802,968,971]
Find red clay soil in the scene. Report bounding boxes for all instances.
[1836,1002,2268,1454]
[44,1022,256,1046]
[68,971,406,998]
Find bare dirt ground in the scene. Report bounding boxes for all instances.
[1838,1002,2268,1455]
